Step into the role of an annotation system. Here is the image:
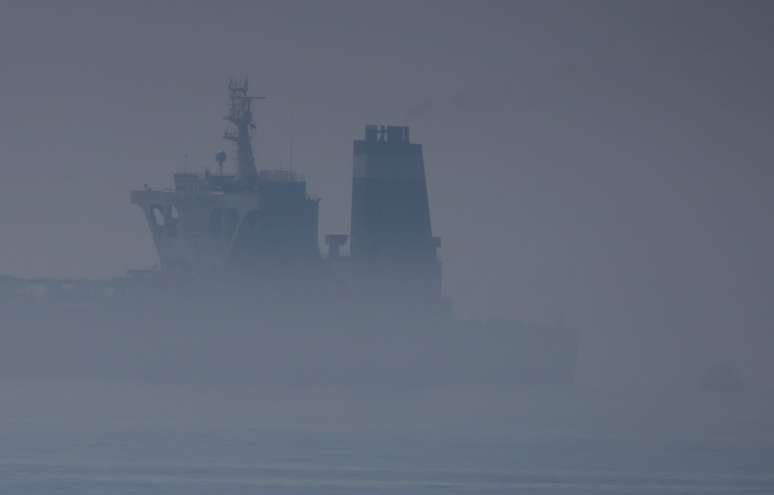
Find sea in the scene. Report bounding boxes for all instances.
[2,379,773,494]
[1,430,773,494]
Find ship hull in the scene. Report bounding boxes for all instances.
[0,299,578,388]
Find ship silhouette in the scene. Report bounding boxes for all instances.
[0,79,578,387]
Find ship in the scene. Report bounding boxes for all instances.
[0,79,578,387]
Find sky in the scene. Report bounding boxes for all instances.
[1,0,773,393]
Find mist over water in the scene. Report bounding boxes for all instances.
[1,1,774,493]
[2,378,774,494]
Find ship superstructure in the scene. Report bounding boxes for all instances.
[131,80,319,277]
[130,79,443,308]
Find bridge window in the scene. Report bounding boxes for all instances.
[151,206,165,227]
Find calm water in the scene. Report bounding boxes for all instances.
[2,431,773,494]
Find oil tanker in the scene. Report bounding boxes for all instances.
[0,79,578,388]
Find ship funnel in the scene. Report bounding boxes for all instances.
[350,125,436,259]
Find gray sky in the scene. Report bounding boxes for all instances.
[1,1,773,389]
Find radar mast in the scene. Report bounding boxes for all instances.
[223,78,265,185]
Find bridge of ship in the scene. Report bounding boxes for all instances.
[130,187,266,272]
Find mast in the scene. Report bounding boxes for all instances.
[223,78,265,185]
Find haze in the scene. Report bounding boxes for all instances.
[0,1,773,490]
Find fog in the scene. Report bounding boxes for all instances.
[0,1,773,492]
